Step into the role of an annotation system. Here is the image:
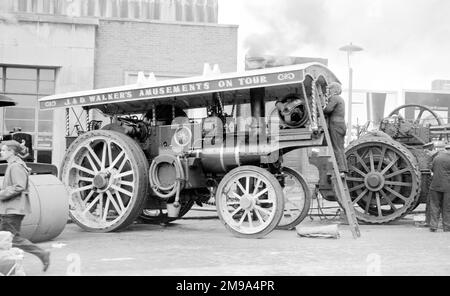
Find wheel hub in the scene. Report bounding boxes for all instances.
[93,172,110,190]
[364,172,385,191]
[240,195,255,210]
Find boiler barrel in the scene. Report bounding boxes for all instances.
[0,175,69,243]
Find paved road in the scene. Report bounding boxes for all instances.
[20,209,450,276]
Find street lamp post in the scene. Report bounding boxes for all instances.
[339,43,363,144]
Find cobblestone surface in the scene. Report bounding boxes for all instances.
[21,206,450,276]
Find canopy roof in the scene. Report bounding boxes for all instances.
[39,62,340,115]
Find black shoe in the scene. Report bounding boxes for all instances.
[41,251,50,272]
[430,228,437,232]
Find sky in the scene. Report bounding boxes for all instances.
[217,0,450,93]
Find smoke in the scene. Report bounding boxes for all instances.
[220,0,450,89]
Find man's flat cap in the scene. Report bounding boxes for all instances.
[1,140,21,150]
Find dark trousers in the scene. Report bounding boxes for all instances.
[329,121,348,173]
[428,190,450,231]
[0,214,47,261]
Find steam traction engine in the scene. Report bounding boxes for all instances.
[39,63,340,238]
[312,104,446,224]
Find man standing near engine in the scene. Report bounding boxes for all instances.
[428,143,450,232]
[323,82,348,176]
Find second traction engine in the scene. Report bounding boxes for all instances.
[311,103,444,224]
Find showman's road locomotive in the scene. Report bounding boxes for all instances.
[39,63,340,238]
[311,103,449,224]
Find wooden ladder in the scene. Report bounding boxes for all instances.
[316,96,361,239]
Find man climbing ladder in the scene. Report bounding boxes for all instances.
[316,82,361,238]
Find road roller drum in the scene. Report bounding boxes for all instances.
[0,174,69,243]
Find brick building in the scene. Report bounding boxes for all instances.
[0,0,237,167]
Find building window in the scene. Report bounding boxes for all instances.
[0,66,56,163]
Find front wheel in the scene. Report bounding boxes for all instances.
[216,166,284,238]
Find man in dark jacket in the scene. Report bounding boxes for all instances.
[429,144,450,232]
[323,82,348,174]
[0,140,50,271]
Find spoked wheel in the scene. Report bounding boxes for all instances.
[388,104,443,126]
[61,130,149,232]
[216,166,284,238]
[277,167,311,230]
[345,137,421,224]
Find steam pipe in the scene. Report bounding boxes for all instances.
[250,87,266,138]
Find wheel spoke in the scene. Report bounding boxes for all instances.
[384,181,412,187]
[109,151,125,170]
[352,188,368,205]
[101,142,108,170]
[107,142,113,169]
[238,210,247,226]
[117,180,135,188]
[253,187,269,199]
[71,184,94,195]
[384,168,410,179]
[383,186,408,202]
[380,189,397,210]
[349,183,366,193]
[111,184,133,197]
[83,193,101,214]
[86,146,103,169]
[364,192,373,214]
[230,191,242,200]
[252,178,262,195]
[369,150,375,172]
[227,201,240,206]
[414,109,425,124]
[245,176,250,194]
[349,166,367,177]
[377,146,387,171]
[81,190,95,207]
[255,205,271,217]
[102,196,110,221]
[236,180,247,195]
[254,207,265,223]
[114,191,126,211]
[230,206,243,217]
[99,192,103,216]
[117,154,128,172]
[346,177,364,182]
[78,176,94,183]
[247,212,253,228]
[354,151,370,173]
[115,170,133,179]
[73,164,96,176]
[258,199,274,204]
[375,192,382,217]
[84,153,99,173]
[380,156,399,175]
[106,191,123,216]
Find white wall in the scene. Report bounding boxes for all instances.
[0,14,97,168]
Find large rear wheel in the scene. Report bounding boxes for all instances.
[61,130,149,232]
[345,137,421,224]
